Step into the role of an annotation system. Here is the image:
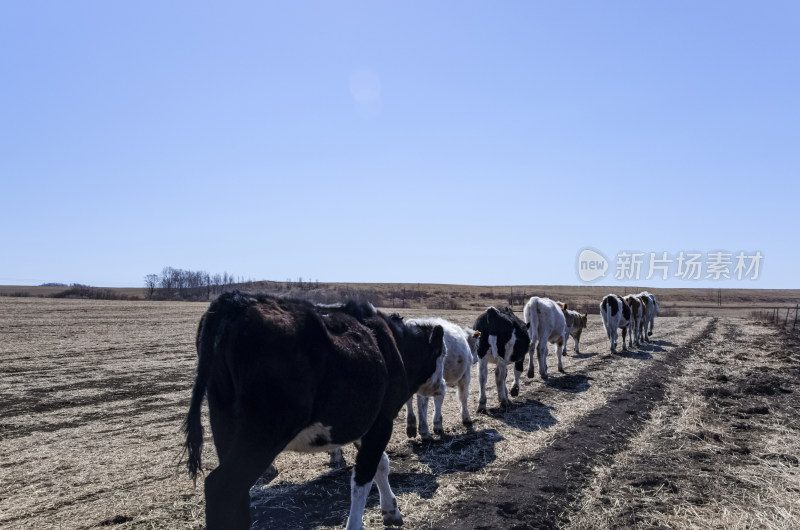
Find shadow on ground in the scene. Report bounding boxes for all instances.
[481,397,558,433]
[410,428,504,474]
[250,463,439,530]
[545,373,592,393]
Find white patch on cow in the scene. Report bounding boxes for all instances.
[346,469,372,530]
[488,334,499,358]
[504,332,517,361]
[285,423,339,453]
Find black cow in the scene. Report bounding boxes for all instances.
[183,292,445,530]
[472,306,531,411]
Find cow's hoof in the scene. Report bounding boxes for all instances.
[406,426,417,438]
[382,508,403,526]
[477,405,488,415]
[462,418,473,427]
[509,385,519,397]
[499,398,511,409]
[540,372,549,381]
[527,367,535,378]
[433,424,444,436]
[420,432,433,441]
[328,450,345,468]
[558,367,565,374]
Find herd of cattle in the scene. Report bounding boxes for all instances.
[183,290,660,529]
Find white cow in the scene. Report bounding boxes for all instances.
[564,309,588,354]
[404,318,478,439]
[600,294,632,353]
[328,318,475,465]
[638,291,659,338]
[523,297,569,380]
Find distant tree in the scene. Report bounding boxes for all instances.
[144,274,159,300]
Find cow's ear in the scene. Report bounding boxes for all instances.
[472,330,481,338]
[429,325,444,348]
[563,303,568,310]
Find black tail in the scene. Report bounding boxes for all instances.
[182,291,252,484]
[183,310,213,484]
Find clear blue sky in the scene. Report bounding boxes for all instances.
[1,2,798,288]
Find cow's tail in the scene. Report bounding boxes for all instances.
[523,297,540,346]
[182,291,252,486]
[600,297,611,339]
[182,310,214,486]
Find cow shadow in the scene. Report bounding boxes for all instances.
[615,347,653,360]
[640,339,677,354]
[410,428,504,475]
[250,465,439,530]
[482,397,558,433]
[545,373,592,393]
[569,351,598,359]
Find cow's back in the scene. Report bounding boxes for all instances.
[201,293,394,446]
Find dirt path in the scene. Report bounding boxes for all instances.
[564,319,800,529]
[433,318,718,529]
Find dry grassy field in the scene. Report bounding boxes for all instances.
[2,295,800,529]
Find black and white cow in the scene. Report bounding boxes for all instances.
[473,306,531,411]
[600,294,632,353]
[564,309,588,355]
[183,292,446,530]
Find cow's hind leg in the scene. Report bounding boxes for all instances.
[374,451,402,526]
[527,338,537,378]
[538,340,549,380]
[432,393,445,436]
[477,358,489,413]
[405,397,417,438]
[328,448,345,467]
[495,359,511,408]
[510,359,523,397]
[204,429,288,530]
[349,417,399,529]
[417,395,432,440]
[457,376,472,427]
[556,337,565,373]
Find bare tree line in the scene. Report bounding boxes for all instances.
[144,267,245,301]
